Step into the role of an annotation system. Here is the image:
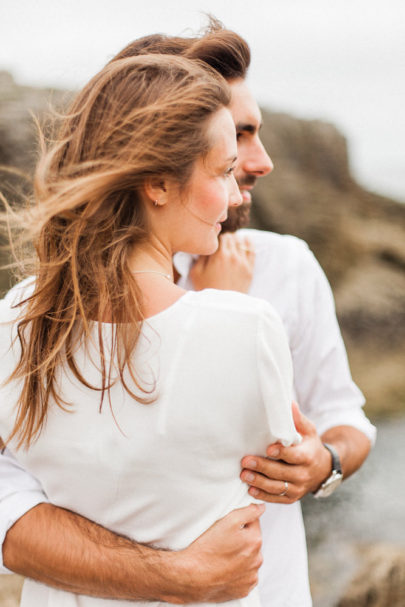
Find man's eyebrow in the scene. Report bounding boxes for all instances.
[235,122,262,134]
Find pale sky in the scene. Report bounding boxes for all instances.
[1,0,404,201]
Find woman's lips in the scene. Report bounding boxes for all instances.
[216,215,227,231]
[241,189,252,203]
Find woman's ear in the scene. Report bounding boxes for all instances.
[143,178,169,208]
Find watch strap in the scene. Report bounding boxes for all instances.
[322,442,342,475]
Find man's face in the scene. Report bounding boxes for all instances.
[221,78,273,233]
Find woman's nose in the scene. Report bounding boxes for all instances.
[228,174,243,207]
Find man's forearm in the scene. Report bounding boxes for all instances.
[321,425,371,480]
[3,503,187,601]
[3,502,264,602]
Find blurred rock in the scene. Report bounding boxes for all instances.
[337,543,405,607]
[0,574,23,607]
[0,70,68,173]
[0,72,70,293]
[253,110,405,417]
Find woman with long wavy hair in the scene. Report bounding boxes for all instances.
[0,53,300,607]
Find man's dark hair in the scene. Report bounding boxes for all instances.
[111,17,252,234]
[111,16,250,81]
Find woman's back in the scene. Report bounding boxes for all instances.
[0,288,300,607]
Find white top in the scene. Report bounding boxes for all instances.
[175,231,375,439]
[0,229,376,607]
[0,287,301,607]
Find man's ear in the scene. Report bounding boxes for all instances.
[144,177,169,208]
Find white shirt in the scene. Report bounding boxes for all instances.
[0,288,300,607]
[0,229,376,607]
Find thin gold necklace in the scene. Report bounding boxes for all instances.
[132,270,173,282]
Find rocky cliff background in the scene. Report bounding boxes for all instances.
[1,70,405,606]
[251,111,405,418]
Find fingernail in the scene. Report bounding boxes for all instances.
[247,459,257,469]
[249,487,259,497]
[268,448,280,457]
[244,472,255,482]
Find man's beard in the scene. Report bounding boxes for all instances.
[220,201,252,233]
[221,175,256,233]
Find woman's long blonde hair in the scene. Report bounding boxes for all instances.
[4,54,230,448]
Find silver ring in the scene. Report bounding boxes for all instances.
[278,481,288,497]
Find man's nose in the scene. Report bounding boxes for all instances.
[244,141,274,177]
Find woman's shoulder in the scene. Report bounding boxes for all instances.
[0,304,23,350]
[3,277,35,306]
[184,289,283,326]
[0,297,21,325]
[0,278,34,336]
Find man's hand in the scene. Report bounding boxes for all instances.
[190,233,255,293]
[240,403,330,503]
[240,402,372,503]
[175,503,265,603]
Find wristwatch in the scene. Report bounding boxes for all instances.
[313,443,343,499]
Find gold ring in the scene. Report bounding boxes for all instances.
[236,242,253,252]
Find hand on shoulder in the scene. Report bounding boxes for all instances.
[190,232,255,293]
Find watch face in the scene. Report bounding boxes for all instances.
[314,471,343,498]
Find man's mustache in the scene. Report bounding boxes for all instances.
[237,175,257,188]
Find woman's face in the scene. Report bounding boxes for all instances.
[163,107,242,256]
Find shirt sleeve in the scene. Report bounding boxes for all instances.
[290,244,376,443]
[256,303,302,447]
[0,448,49,574]
[0,291,50,573]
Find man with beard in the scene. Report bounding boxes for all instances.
[0,22,375,607]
